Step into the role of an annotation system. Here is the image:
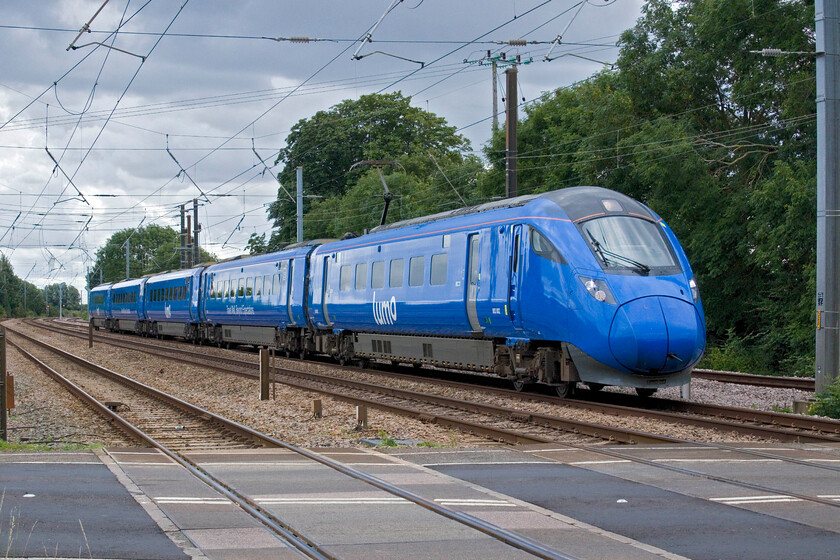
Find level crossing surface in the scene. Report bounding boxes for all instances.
[1,443,838,559]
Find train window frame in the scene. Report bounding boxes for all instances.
[340,265,353,291]
[430,253,448,285]
[273,273,282,297]
[371,261,385,289]
[355,263,367,290]
[579,215,681,275]
[530,227,567,264]
[237,278,245,298]
[409,256,425,287]
[389,259,404,288]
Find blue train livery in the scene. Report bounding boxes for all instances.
[89,186,705,397]
[145,267,203,340]
[107,278,147,333]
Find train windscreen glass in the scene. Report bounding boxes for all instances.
[580,216,678,273]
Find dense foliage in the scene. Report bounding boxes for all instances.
[87,224,215,288]
[263,92,487,248]
[0,253,80,317]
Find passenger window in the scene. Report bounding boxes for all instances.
[389,259,404,288]
[245,277,253,297]
[409,256,425,287]
[530,228,566,264]
[340,265,352,291]
[237,279,244,298]
[371,261,385,289]
[355,263,367,290]
[273,273,281,296]
[264,275,271,296]
[430,253,448,286]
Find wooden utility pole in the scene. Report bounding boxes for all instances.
[505,65,518,198]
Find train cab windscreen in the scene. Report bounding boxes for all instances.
[579,216,680,275]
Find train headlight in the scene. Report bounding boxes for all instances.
[578,276,616,305]
[689,277,700,302]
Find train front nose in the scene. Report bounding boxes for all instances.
[609,296,705,373]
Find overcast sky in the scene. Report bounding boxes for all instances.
[0,0,645,298]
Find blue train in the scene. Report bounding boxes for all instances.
[88,186,706,397]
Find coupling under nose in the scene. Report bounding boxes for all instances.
[609,296,704,373]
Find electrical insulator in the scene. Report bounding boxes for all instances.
[508,39,527,46]
[762,48,783,57]
[289,36,311,43]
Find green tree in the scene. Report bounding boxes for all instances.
[484,0,816,375]
[0,253,47,317]
[87,224,215,287]
[268,92,472,247]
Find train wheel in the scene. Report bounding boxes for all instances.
[635,387,657,398]
[339,356,347,366]
[513,379,526,392]
[588,383,606,392]
[554,382,573,398]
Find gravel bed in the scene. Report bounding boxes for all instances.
[6,320,489,449]
[3,338,136,449]
[4,319,819,449]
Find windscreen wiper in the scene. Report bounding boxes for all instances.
[587,232,650,274]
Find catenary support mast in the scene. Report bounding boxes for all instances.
[816,0,840,392]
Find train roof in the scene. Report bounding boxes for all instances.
[204,243,320,272]
[144,267,201,283]
[367,186,655,233]
[110,277,146,290]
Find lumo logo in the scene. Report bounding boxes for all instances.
[372,291,397,325]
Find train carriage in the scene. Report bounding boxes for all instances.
[107,277,147,334]
[88,283,112,329]
[199,243,317,349]
[144,267,203,340]
[306,186,705,395]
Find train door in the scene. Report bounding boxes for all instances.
[286,260,295,325]
[508,225,524,330]
[322,256,332,326]
[466,233,482,333]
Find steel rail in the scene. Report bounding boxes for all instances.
[32,321,840,516]
[693,368,815,391]
[31,320,840,447]
[6,335,335,560]
[34,320,681,445]
[11,323,581,560]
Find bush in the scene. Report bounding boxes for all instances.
[810,377,840,419]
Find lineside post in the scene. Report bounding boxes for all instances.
[816,0,840,392]
[1,326,7,442]
[355,405,368,430]
[259,348,270,401]
[269,348,276,401]
[89,321,93,348]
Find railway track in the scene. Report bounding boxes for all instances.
[6,325,577,560]
[15,320,840,520]
[25,318,840,445]
[693,368,815,391]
